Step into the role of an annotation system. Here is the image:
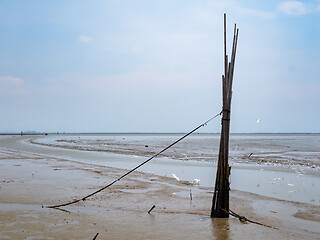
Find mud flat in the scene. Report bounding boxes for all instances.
[0,135,320,239]
[27,134,320,205]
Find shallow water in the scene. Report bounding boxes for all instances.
[0,203,286,240]
[1,135,320,206]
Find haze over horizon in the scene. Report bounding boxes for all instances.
[1,0,319,134]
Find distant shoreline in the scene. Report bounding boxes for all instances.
[0,132,319,136]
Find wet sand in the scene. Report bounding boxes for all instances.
[1,135,320,239]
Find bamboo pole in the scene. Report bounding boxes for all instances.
[211,13,239,218]
[228,26,239,103]
[224,13,227,80]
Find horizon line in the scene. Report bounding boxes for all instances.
[1,132,319,135]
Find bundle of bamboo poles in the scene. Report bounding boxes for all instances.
[211,13,239,218]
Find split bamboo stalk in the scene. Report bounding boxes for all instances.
[228,26,239,103]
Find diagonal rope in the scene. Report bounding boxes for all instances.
[47,111,222,209]
[222,208,279,229]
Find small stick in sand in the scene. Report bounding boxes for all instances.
[93,233,99,240]
[190,189,193,201]
[148,205,156,214]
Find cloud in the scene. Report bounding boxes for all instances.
[0,76,25,94]
[79,35,92,43]
[235,7,276,19]
[278,1,309,16]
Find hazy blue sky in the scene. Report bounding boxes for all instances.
[0,0,319,133]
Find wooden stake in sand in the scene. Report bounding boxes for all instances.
[148,205,156,214]
[93,233,99,240]
[211,13,239,218]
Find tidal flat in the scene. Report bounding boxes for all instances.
[0,134,319,239]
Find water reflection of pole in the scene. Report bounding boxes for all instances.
[211,218,230,240]
[211,13,239,218]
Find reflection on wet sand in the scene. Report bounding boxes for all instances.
[211,218,230,240]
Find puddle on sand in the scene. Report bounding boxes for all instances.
[119,187,162,194]
[0,203,44,211]
[72,155,320,206]
[231,168,320,206]
[253,200,320,232]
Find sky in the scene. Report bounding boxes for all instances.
[0,0,319,133]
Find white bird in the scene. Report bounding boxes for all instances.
[193,178,200,184]
[256,119,261,124]
[172,174,180,181]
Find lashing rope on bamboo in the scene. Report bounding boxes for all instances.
[47,111,222,209]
